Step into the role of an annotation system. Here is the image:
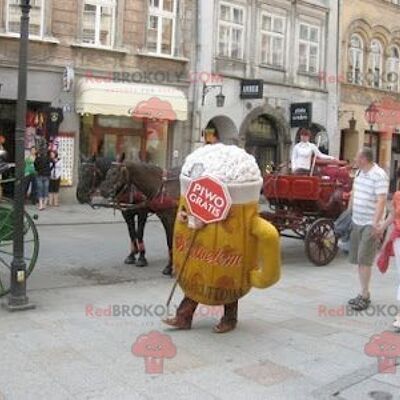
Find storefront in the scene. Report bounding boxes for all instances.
[0,66,79,200]
[76,79,188,168]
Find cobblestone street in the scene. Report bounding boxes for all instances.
[1,206,399,400]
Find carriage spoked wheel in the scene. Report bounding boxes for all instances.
[0,199,39,297]
[305,218,338,266]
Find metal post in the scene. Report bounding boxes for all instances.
[7,0,35,311]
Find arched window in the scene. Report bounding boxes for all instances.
[349,34,363,84]
[370,39,383,88]
[387,46,400,91]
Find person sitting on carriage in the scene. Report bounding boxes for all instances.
[291,128,337,175]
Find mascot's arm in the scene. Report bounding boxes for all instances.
[250,217,281,289]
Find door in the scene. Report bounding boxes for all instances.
[245,115,278,173]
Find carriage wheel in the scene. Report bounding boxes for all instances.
[0,200,39,298]
[305,218,338,266]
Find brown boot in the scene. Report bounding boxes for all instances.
[162,317,192,330]
[213,301,238,334]
[162,296,198,330]
[213,318,237,334]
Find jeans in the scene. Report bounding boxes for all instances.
[25,174,37,203]
[36,176,49,199]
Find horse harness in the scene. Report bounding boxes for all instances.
[112,164,176,213]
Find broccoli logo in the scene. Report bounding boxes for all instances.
[132,330,177,374]
[364,331,400,374]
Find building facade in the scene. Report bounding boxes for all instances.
[193,0,340,173]
[339,0,400,190]
[0,0,195,201]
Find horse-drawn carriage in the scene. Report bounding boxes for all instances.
[261,161,352,266]
[77,154,353,272]
[0,162,39,297]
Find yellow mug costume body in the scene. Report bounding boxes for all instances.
[173,176,281,306]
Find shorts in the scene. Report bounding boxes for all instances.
[49,178,61,193]
[349,224,378,267]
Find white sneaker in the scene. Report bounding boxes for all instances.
[392,317,400,330]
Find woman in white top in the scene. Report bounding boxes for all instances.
[291,128,335,174]
[49,150,63,206]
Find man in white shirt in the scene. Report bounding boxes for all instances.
[291,129,335,174]
[348,147,389,311]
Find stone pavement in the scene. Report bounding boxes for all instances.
[0,206,399,400]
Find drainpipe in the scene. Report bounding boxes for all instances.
[190,0,202,152]
[336,0,342,109]
[336,0,342,157]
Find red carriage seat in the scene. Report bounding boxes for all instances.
[264,175,321,201]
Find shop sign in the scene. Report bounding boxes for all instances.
[240,80,264,99]
[185,176,232,224]
[290,102,312,128]
[63,66,74,92]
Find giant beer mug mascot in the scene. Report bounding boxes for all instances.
[163,144,281,334]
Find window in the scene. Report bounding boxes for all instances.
[6,0,45,37]
[348,34,363,85]
[387,46,399,91]
[260,13,285,67]
[146,0,177,56]
[298,22,320,74]
[218,3,245,59]
[82,0,116,47]
[369,39,383,88]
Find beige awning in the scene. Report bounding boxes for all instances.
[75,79,188,121]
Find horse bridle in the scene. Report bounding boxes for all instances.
[81,162,103,200]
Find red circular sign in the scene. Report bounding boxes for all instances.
[185,176,232,224]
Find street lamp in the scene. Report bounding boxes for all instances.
[365,102,380,134]
[7,0,35,311]
[202,83,225,107]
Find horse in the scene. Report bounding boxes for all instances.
[76,156,149,267]
[98,161,181,276]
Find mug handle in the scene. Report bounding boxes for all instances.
[249,216,281,289]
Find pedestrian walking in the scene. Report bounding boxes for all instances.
[376,168,400,330]
[24,147,37,205]
[348,148,389,311]
[49,150,62,207]
[34,149,51,210]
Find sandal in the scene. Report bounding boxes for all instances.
[351,296,371,311]
[348,294,363,305]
